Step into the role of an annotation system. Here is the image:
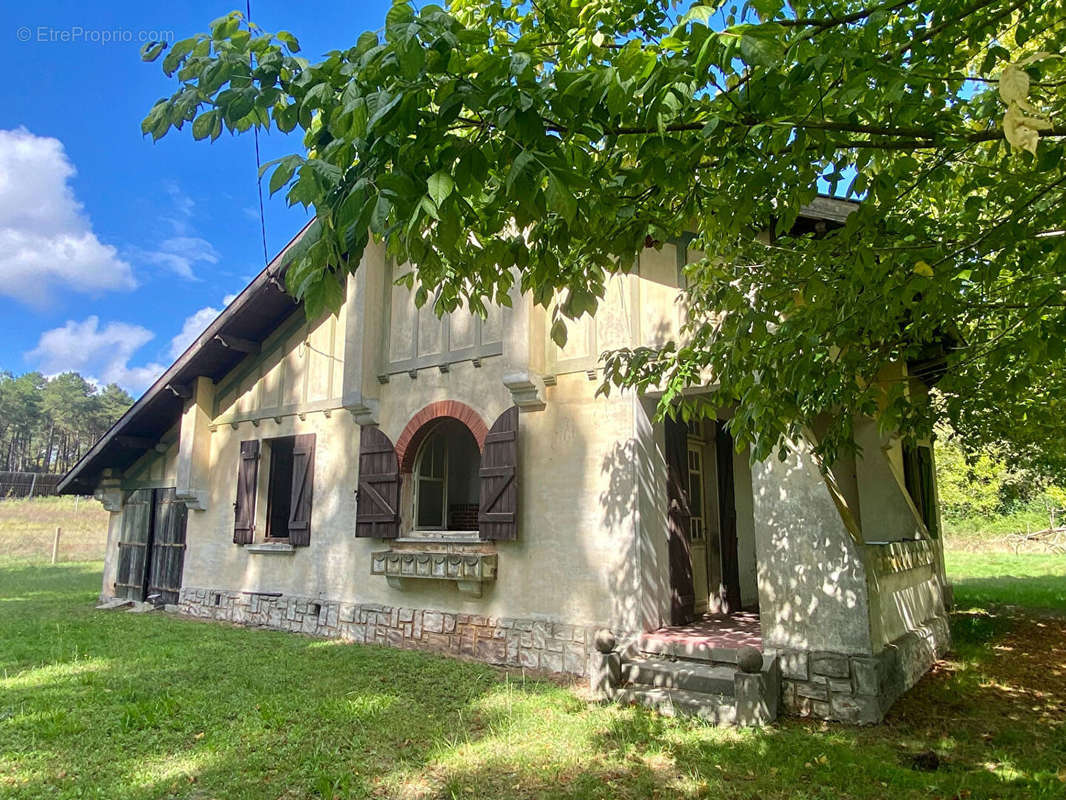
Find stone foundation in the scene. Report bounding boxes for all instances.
[176,587,594,675]
[776,612,952,724]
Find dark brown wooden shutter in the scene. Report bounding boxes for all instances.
[479,406,519,540]
[233,439,260,544]
[355,426,401,538]
[287,433,316,546]
[665,415,695,624]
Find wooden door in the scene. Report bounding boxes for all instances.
[665,416,695,625]
[115,488,188,604]
[115,488,153,601]
[146,488,188,605]
[687,441,710,614]
[715,424,742,613]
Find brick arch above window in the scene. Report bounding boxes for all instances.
[395,400,490,473]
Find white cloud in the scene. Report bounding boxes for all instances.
[0,127,135,307]
[27,316,165,395]
[132,236,219,281]
[168,305,221,360]
[167,292,240,360]
[162,180,195,235]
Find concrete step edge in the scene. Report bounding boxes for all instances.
[615,686,738,725]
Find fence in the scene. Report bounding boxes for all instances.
[0,471,63,499]
[0,494,109,562]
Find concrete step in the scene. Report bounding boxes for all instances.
[621,656,736,696]
[95,598,133,611]
[635,638,775,672]
[615,685,737,725]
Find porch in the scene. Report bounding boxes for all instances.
[638,611,763,658]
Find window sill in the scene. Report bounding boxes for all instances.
[245,542,295,555]
[397,530,481,544]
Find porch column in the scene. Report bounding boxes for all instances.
[175,376,214,511]
[749,440,874,656]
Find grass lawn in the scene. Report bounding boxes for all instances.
[947,551,1066,612]
[1,562,1064,799]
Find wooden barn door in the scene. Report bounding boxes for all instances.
[114,488,188,604]
[146,488,188,605]
[115,489,153,601]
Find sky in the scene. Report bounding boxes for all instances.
[0,0,393,396]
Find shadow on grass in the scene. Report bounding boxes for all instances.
[4,565,1066,799]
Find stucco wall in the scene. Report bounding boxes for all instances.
[853,420,925,543]
[99,510,122,600]
[751,441,873,655]
[171,363,649,632]
[864,540,947,648]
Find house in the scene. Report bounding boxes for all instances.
[59,197,951,725]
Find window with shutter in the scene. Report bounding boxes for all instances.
[233,440,260,544]
[356,426,401,538]
[478,406,518,540]
[412,419,481,532]
[903,443,938,537]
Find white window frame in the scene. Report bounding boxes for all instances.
[413,432,448,531]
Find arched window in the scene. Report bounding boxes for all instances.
[413,418,481,531]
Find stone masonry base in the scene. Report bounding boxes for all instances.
[177,587,594,675]
[775,612,952,724]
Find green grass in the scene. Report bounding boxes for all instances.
[2,562,1065,798]
[946,551,1066,612]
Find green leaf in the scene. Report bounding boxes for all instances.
[427,171,454,208]
[546,172,577,224]
[277,31,301,52]
[192,110,219,141]
[267,155,303,195]
[140,41,167,62]
[550,319,568,347]
[731,24,785,68]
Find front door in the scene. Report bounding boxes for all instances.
[688,437,710,614]
[664,416,695,624]
[715,424,743,613]
[115,488,188,604]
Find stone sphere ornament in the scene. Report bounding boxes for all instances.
[737,646,763,674]
[593,629,617,653]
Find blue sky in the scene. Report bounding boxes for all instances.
[0,0,392,394]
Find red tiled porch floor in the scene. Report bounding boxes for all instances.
[637,611,763,659]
